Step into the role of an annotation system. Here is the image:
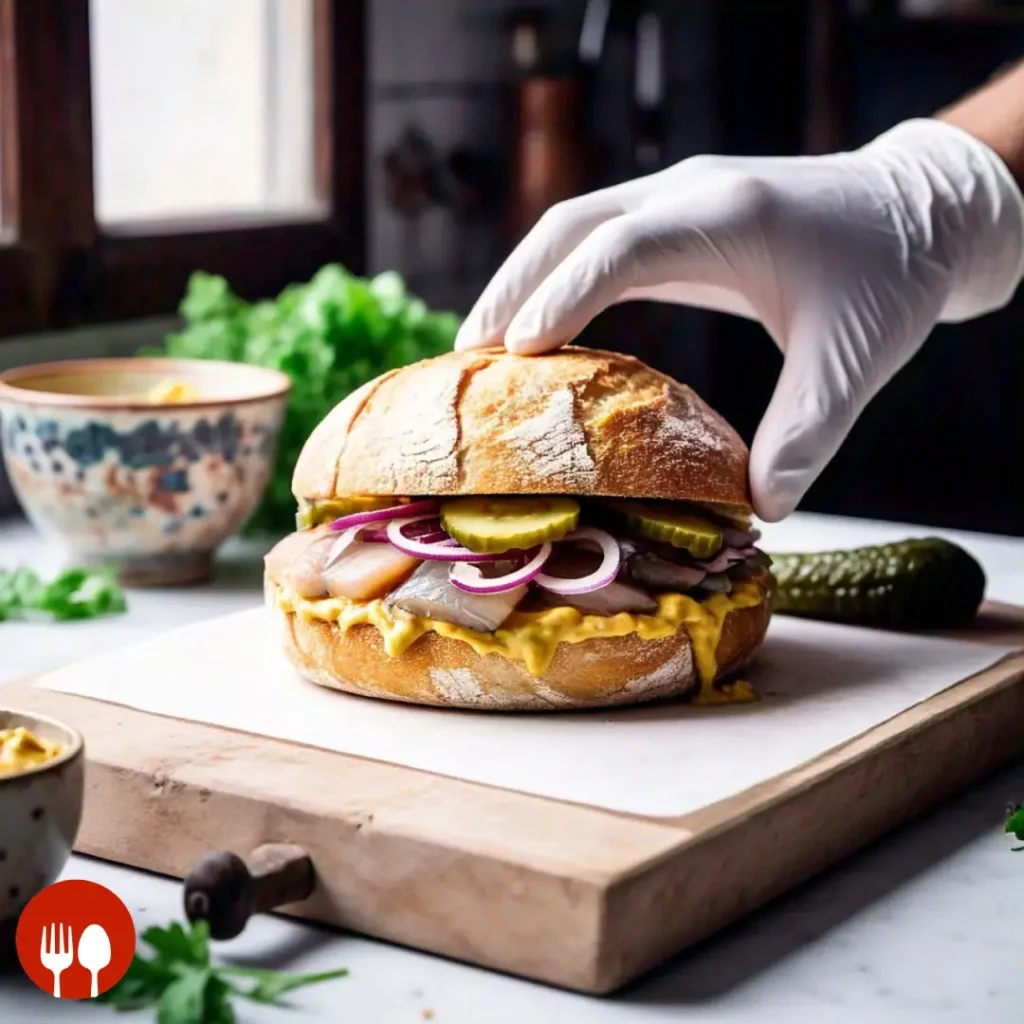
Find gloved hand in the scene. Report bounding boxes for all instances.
[455,119,1024,521]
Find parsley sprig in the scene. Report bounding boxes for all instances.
[0,566,126,622]
[98,919,346,1023]
[1006,803,1024,851]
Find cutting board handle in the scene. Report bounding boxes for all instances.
[183,842,315,940]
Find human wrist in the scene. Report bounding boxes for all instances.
[938,61,1024,187]
[860,118,1024,323]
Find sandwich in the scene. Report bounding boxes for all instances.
[264,346,774,710]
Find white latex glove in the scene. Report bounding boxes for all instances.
[455,119,1024,521]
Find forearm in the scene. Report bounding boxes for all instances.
[938,60,1024,186]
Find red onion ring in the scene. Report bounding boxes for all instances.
[386,516,505,562]
[336,524,446,545]
[721,526,753,548]
[535,527,620,596]
[329,498,439,532]
[449,544,551,594]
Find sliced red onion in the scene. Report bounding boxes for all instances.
[450,544,551,594]
[535,527,620,596]
[386,516,504,562]
[337,523,444,545]
[417,531,452,545]
[696,551,729,574]
[697,546,751,573]
[396,517,452,544]
[721,526,753,548]
[329,498,439,532]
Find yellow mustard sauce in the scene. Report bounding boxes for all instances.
[691,679,758,706]
[277,581,763,697]
[0,727,62,776]
[145,380,202,403]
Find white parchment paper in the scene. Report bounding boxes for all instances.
[35,608,1017,817]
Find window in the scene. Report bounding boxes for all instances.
[0,0,364,334]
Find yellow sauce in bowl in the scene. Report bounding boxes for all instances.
[145,380,202,403]
[0,727,63,776]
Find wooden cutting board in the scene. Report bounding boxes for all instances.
[4,602,1024,994]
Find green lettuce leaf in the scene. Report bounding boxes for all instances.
[157,265,460,534]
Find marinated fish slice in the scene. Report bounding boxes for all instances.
[534,543,656,612]
[265,531,311,583]
[698,573,733,594]
[289,533,339,599]
[625,551,706,591]
[264,526,331,590]
[387,560,527,632]
[536,580,658,615]
[323,541,420,600]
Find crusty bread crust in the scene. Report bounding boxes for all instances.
[267,570,773,711]
[291,347,752,512]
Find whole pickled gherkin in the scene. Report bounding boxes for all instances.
[768,538,986,630]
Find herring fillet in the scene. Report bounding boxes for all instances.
[536,580,658,615]
[387,560,527,632]
[324,542,420,600]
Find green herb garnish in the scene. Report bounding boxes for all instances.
[97,919,347,1023]
[151,265,461,534]
[1006,803,1024,851]
[0,566,126,622]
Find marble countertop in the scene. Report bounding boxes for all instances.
[1,512,1022,1023]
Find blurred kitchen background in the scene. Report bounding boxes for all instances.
[0,0,1021,535]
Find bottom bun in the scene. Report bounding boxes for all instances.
[268,570,774,711]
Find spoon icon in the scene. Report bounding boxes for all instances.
[77,923,111,998]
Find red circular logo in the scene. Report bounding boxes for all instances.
[15,880,135,1000]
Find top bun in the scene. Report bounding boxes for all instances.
[292,346,752,510]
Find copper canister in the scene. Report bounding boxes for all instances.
[509,74,589,244]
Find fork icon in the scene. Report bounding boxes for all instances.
[40,923,74,998]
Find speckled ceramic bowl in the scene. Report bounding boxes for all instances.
[0,709,84,964]
[0,358,290,586]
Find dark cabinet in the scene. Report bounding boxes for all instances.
[584,1,1024,535]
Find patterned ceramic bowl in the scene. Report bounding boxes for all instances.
[0,358,290,586]
[0,708,84,964]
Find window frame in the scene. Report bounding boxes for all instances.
[0,0,365,335]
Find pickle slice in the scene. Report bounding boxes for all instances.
[614,501,723,558]
[440,497,580,554]
[296,496,400,530]
[697,502,754,531]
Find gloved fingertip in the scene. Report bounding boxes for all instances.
[454,333,492,352]
[504,320,543,354]
[748,446,806,523]
[454,315,486,351]
[751,485,798,524]
[505,330,565,356]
